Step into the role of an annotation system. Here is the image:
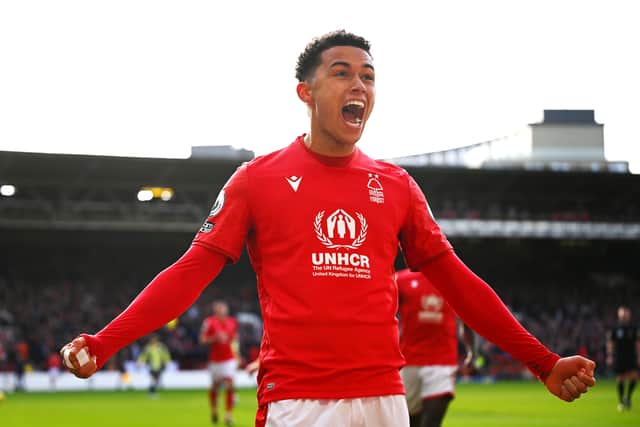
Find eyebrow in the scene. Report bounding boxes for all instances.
[329,61,375,71]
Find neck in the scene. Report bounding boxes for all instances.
[304,132,356,158]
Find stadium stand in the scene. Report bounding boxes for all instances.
[1,140,639,386]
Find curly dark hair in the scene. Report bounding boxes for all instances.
[295,30,372,82]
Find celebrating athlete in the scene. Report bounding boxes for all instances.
[61,30,595,426]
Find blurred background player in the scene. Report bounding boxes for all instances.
[137,334,171,397]
[200,300,238,426]
[9,342,26,392]
[114,348,134,391]
[606,306,639,411]
[46,348,61,391]
[396,268,475,427]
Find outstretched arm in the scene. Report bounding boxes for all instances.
[421,251,595,402]
[61,244,227,378]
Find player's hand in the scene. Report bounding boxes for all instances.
[544,356,595,402]
[462,351,475,371]
[459,352,478,376]
[59,336,98,379]
[245,359,260,375]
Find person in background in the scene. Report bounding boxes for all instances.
[396,268,475,427]
[114,348,134,391]
[137,335,171,397]
[46,349,61,391]
[200,300,238,426]
[607,306,639,411]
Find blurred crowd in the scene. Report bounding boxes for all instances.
[0,274,262,381]
[432,198,640,223]
[0,273,637,382]
[483,276,639,378]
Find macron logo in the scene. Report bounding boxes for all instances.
[285,176,302,192]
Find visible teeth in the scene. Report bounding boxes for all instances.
[345,100,365,108]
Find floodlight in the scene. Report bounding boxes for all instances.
[0,184,16,197]
[137,189,154,202]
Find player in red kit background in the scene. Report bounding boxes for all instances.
[47,349,62,391]
[61,31,596,426]
[200,300,238,426]
[396,268,474,427]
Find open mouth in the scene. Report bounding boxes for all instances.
[341,100,365,126]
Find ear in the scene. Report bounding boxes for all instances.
[296,81,313,105]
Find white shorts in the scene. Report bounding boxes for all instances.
[208,359,237,383]
[261,395,409,427]
[401,365,457,415]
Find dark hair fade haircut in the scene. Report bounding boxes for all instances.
[295,30,372,82]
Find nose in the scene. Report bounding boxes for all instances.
[351,75,366,93]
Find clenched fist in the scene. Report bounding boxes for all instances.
[544,356,596,402]
[60,336,98,379]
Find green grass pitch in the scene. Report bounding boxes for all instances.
[1,380,638,427]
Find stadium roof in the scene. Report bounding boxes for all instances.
[388,110,629,173]
[1,148,639,239]
[0,150,247,188]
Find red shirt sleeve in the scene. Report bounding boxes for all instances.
[420,251,560,380]
[192,164,251,263]
[399,174,453,269]
[82,245,227,369]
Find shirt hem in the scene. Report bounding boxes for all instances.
[403,363,458,368]
[208,357,236,363]
[258,386,406,406]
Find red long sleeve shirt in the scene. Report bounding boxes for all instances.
[82,136,559,404]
